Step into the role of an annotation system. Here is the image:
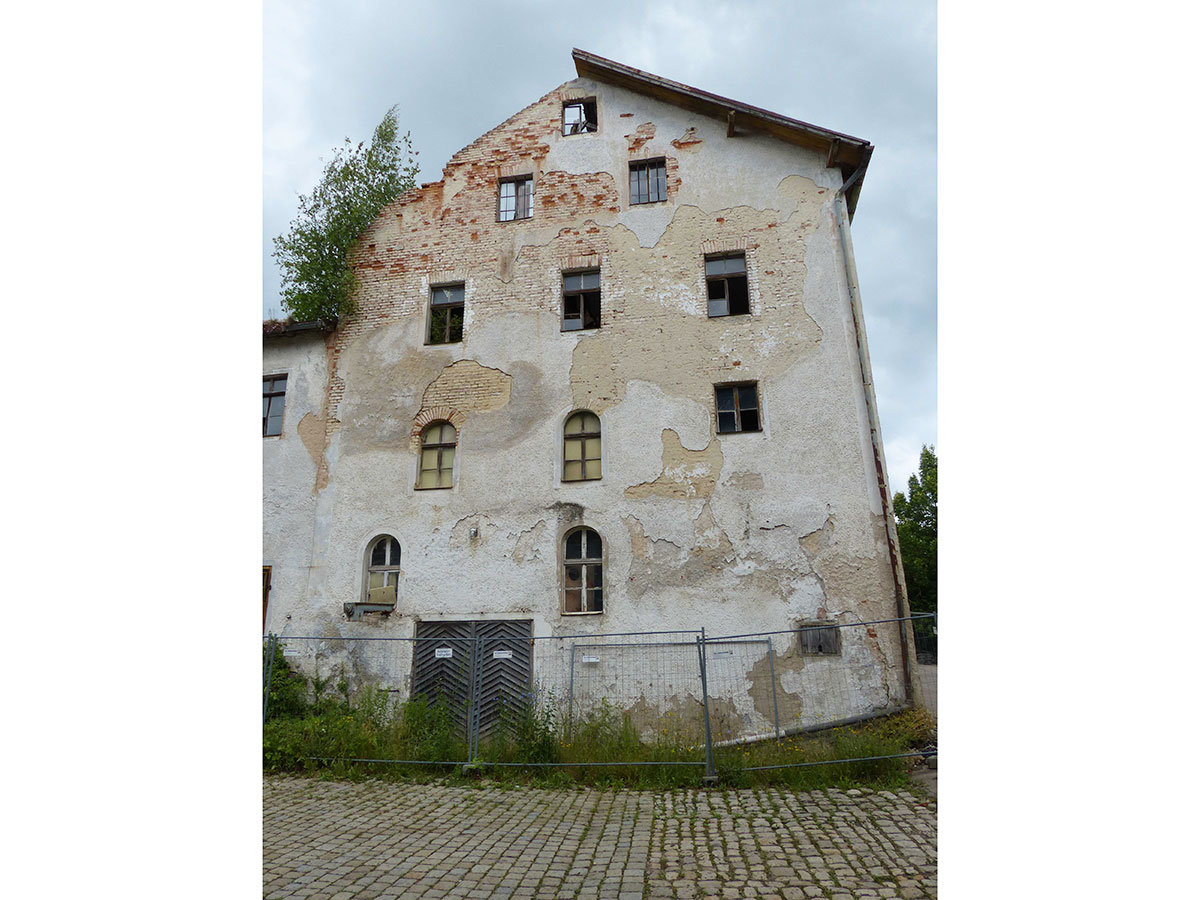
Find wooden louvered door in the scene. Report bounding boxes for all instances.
[411,620,476,741]
[411,619,533,745]
[473,619,534,742]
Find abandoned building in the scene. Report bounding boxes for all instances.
[263,50,921,739]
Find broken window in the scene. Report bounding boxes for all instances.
[706,253,750,317]
[562,269,601,331]
[563,410,601,481]
[428,284,464,344]
[562,99,597,135]
[498,175,533,221]
[563,527,603,614]
[364,535,402,605]
[263,375,287,437]
[629,158,667,204]
[798,622,841,656]
[417,421,457,489]
[714,383,761,434]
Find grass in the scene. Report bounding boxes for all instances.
[264,653,936,790]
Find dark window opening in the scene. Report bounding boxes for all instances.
[563,99,597,135]
[429,284,464,344]
[706,254,749,317]
[799,623,841,656]
[629,159,667,205]
[263,375,287,437]
[499,176,533,221]
[715,383,761,434]
[564,527,603,613]
[562,270,601,331]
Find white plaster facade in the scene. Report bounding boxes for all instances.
[263,52,918,729]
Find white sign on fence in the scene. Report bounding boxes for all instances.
[435,647,453,659]
[492,649,513,660]
[581,655,600,664]
[282,649,301,657]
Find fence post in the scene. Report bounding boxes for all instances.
[262,633,277,725]
[766,638,782,739]
[465,632,484,771]
[566,642,576,739]
[697,630,718,785]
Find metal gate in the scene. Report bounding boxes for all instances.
[411,619,533,747]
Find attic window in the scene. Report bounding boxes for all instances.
[629,159,667,205]
[706,253,749,317]
[499,176,533,222]
[563,99,597,135]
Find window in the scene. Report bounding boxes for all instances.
[263,375,287,436]
[365,535,402,605]
[706,253,749,317]
[799,622,841,656]
[564,527,603,614]
[429,284,464,344]
[563,411,601,481]
[562,99,597,135]
[714,383,761,434]
[499,175,533,221]
[562,270,601,331]
[417,421,457,489]
[629,158,667,204]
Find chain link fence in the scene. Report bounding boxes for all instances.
[263,614,937,779]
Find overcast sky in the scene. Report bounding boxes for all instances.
[263,0,936,491]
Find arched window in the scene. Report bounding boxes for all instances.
[365,535,401,605]
[418,421,457,489]
[563,411,601,482]
[563,527,603,614]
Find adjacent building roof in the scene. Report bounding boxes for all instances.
[572,49,873,217]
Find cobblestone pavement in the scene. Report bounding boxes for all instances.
[264,778,936,899]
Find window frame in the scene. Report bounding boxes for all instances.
[416,421,457,490]
[561,268,602,331]
[629,158,668,205]
[798,622,842,657]
[363,535,402,605]
[562,98,598,136]
[497,175,533,222]
[705,253,750,318]
[714,382,762,434]
[263,374,287,437]
[563,410,602,482]
[562,526,604,615]
[427,283,465,345]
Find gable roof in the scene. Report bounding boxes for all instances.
[572,49,873,217]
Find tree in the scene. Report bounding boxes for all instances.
[893,445,937,614]
[273,107,419,322]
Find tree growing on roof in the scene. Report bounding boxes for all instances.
[273,106,419,322]
[893,445,937,614]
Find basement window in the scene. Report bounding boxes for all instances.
[562,269,601,331]
[714,382,761,434]
[629,158,667,204]
[263,375,287,437]
[798,622,841,656]
[428,284,464,344]
[563,527,603,614]
[706,253,749,317]
[562,99,597,135]
[499,175,533,221]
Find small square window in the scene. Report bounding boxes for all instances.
[499,176,533,221]
[798,623,841,656]
[629,159,667,205]
[562,99,597,135]
[714,382,761,434]
[429,284,464,344]
[562,269,601,331]
[263,375,287,437]
[706,253,749,317]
